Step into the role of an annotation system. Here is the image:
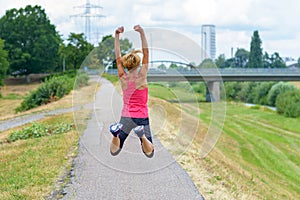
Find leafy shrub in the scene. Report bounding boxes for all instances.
[42,70,77,81]
[276,90,300,118]
[252,82,275,105]
[237,82,258,103]
[224,82,242,101]
[8,122,74,142]
[267,82,297,106]
[74,72,89,89]
[16,75,75,112]
[250,105,261,110]
[223,82,275,103]
[192,82,206,94]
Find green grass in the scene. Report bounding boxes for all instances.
[0,77,95,199]
[149,82,300,199]
[148,83,204,102]
[102,73,119,83]
[0,93,23,100]
[103,74,300,199]
[148,83,177,100]
[200,102,300,199]
[0,111,90,200]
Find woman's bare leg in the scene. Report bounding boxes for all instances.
[110,136,120,154]
[140,136,154,156]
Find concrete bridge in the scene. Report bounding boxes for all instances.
[147,68,300,82]
[104,67,300,102]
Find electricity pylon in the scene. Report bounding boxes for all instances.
[71,0,105,43]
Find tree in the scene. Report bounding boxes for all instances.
[0,39,9,87]
[248,30,263,68]
[199,58,215,68]
[169,63,179,69]
[252,82,275,105]
[235,48,249,68]
[0,5,61,81]
[276,90,300,118]
[238,82,257,103]
[224,82,241,100]
[270,52,286,68]
[267,82,297,106]
[157,64,167,70]
[263,51,286,68]
[224,58,235,68]
[59,33,93,70]
[97,35,132,68]
[215,54,226,68]
[263,52,271,68]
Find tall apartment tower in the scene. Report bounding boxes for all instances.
[201,24,216,60]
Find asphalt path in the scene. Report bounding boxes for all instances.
[61,78,204,200]
[0,107,80,132]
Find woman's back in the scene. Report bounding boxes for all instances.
[121,78,148,118]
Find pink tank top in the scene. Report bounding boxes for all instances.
[121,80,148,118]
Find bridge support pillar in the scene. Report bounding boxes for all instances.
[206,81,220,102]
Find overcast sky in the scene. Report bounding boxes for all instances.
[1,0,300,60]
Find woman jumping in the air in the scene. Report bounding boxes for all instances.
[109,25,154,158]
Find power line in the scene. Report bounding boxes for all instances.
[71,0,105,43]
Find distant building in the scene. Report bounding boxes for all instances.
[201,24,216,60]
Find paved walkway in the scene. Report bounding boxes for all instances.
[0,107,81,132]
[62,78,204,200]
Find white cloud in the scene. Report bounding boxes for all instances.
[182,0,217,25]
[263,33,300,58]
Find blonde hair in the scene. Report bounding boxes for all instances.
[121,50,142,70]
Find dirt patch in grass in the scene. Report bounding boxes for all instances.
[1,83,40,96]
[4,74,47,85]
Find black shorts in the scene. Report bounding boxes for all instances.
[119,117,152,148]
[119,117,152,142]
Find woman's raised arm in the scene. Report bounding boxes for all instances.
[114,26,126,77]
[134,25,149,77]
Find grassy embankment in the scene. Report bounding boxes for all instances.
[103,74,300,199]
[149,81,300,200]
[0,77,98,199]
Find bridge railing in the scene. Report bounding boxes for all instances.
[217,68,300,75]
[104,68,300,76]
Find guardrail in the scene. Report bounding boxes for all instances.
[104,68,300,82]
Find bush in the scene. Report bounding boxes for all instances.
[16,75,75,112]
[252,82,275,105]
[8,122,74,142]
[267,82,297,106]
[74,72,89,89]
[276,90,300,118]
[224,82,242,101]
[42,70,77,81]
[192,82,206,94]
[237,82,258,103]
